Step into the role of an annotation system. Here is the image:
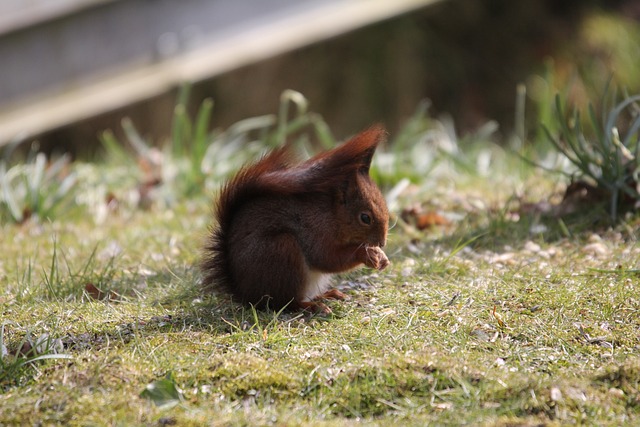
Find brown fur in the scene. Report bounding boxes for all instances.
[200,126,390,311]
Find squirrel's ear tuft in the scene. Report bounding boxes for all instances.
[298,125,386,192]
[346,125,386,174]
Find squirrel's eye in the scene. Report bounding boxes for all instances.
[360,213,372,225]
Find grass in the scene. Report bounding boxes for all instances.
[1,94,640,426]
[0,147,77,224]
[538,91,640,221]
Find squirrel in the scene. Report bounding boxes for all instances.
[200,126,390,313]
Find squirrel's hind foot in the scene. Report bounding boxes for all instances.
[319,288,347,301]
[298,288,347,314]
[299,300,333,314]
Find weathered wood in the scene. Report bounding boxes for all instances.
[0,0,442,145]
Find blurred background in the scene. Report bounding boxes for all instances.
[1,0,639,157]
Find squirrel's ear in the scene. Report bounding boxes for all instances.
[302,125,385,190]
[354,144,375,175]
[350,125,385,175]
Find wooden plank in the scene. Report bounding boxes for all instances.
[0,0,442,145]
[0,0,114,35]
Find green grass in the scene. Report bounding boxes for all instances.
[536,91,640,222]
[2,177,639,426]
[2,95,640,426]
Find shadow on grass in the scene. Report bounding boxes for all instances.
[2,263,318,391]
[50,263,332,356]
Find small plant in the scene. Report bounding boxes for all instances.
[371,100,499,189]
[541,91,640,221]
[0,145,77,224]
[140,372,184,409]
[170,86,217,195]
[99,89,339,201]
[272,89,336,149]
[40,239,122,302]
[0,323,71,391]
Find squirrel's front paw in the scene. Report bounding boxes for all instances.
[365,246,390,271]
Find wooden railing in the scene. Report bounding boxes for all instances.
[0,0,442,145]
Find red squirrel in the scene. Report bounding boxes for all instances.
[201,126,390,313]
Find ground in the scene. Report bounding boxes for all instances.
[1,136,639,426]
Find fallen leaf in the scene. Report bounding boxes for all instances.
[492,305,506,328]
[140,372,183,409]
[401,205,451,230]
[85,283,106,300]
[415,212,451,230]
[85,283,120,301]
[17,341,33,357]
[20,207,33,224]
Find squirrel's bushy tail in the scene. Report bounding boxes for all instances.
[200,146,296,296]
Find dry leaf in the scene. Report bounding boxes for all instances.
[416,212,451,230]
[401,205,451,230]
[492,305,506,328]
[85,283,120,301]
[85,283,107,300]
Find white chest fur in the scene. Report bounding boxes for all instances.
[300,269,333,302]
